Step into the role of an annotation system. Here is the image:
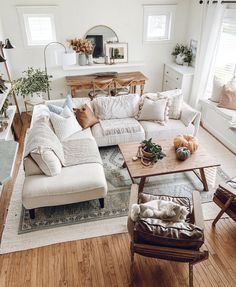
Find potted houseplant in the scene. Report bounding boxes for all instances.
[0,76,9,118]
[172,44,193,66]
[141,138,166,163]
[10,67,52,101]
[68,38,94,66]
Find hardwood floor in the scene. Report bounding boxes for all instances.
[0,114,236,287]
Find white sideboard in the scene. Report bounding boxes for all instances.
[162,63,194,103]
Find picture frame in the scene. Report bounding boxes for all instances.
[85,35,103,58]
[190,39,198,67]
[105,42,128,63]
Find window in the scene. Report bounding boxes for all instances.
[17,6,57,47]
[143,5,176,43]
[214,9,236,82]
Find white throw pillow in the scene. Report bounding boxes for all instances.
[50,107,82,141]
[92,94,140,120]
[31,148,62,176]
[181,105,198,127]
[210,76,224,103]
[158,89,183,119]
[137,97,169,123]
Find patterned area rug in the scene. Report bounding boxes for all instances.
[19,146,229,234]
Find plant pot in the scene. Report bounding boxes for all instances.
[175,53,185,65]
[183,62,189,66]
[78,53,87,66]
[87,54,93,65]
[141,148,154,159]
[27,92,43,103]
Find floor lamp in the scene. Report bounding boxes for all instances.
[44,41,76,100]
[0,39,21,116]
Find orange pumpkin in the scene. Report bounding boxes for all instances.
[173,135,199,154]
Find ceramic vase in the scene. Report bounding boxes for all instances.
[78,53,87,66]
[175,54,185,65]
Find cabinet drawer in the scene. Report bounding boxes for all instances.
[163,76,181,91]
[164,65,183,84]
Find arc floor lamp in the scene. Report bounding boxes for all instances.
[44,41,76,100]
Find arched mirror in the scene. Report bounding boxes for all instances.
[85,25,118,60]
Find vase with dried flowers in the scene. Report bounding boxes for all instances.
[68,38,94,66]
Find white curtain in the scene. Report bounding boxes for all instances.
[189,0,225,108]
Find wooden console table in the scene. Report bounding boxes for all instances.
[65,71,148,97]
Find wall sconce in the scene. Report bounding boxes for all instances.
[44,41,76,100]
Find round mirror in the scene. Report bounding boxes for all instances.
[85,25,118,59]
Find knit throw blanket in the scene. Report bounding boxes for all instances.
[62,138,102,167]
[100,118,142,136]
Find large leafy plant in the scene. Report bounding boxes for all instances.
[11,67,52,98]
[141,138,166,162]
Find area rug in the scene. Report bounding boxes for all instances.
[0,146,229,254]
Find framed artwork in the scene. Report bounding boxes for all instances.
[105,42,128,63]
[190,39,198,67]
[86,35,103,58]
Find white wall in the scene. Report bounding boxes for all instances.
[0,0,190,106]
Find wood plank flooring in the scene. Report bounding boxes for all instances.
[0,114,236,287]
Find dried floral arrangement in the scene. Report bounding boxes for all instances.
[68,38,94,55]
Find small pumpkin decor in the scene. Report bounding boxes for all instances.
[173,135,199,154]
[176,147,191,161]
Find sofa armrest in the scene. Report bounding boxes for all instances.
[181,102,201,136]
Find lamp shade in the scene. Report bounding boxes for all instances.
[0,54,6,62]
[4,39,14,49]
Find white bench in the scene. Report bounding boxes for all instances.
[200,99,236,153]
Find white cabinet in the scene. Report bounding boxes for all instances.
[162,63,194,103]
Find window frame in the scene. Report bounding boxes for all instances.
[143,5,176,43]
[16,6,58,48]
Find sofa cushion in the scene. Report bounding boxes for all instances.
[48,104,63,114]
[210,76,224,103]
[22,163,107,209]
[181,104,198,127]
[23,155,43,176]
[50,107,82,141]
[91,120,145,147]
[159,89,183,120]
[92,94,140,120]
[74,104,99,128]
[218,85,236,110]
[63,95,76,111]
[139,120,194,140]
[31,148,62,177]
[137,97,169,123]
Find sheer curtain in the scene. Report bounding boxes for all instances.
[189,0,225,108]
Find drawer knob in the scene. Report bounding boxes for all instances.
[176,77,179,80]
[167,71,169,74]
[165,80,168,83]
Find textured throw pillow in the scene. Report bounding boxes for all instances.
[218,85,236,110]
[63,95,76,111]
[181,105,198,127]
[31,147,62,176]
[50,107,82,141]
[210,76,224,103]
[73,104,99,128]
[48,104,64,114]
[158,89,183,119]
[23,155,44,176]
[92,94,140,120]
[137,97,169,123]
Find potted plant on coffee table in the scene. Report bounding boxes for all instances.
[10,67,52,101]
[140,138,166,164]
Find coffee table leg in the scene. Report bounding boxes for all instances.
[122,161,127,168]
[199,168,209,191]
[139,177,146,193]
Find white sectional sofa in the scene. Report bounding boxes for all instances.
[22,93,200,219]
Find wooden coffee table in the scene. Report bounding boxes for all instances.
[119,139,221,193]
